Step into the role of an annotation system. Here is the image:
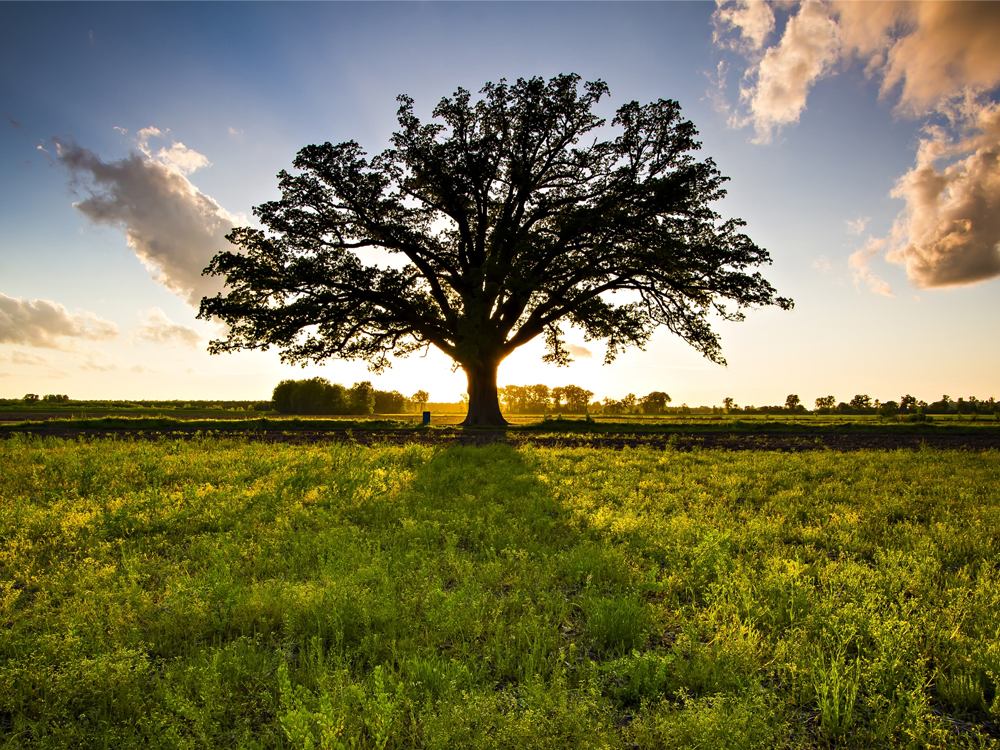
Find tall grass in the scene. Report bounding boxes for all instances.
[1,435,998,747]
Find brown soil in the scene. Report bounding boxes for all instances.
[4,426,1000,452]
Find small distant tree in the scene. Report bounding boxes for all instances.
[550,387,567,411]
[498,385,526,413]
[42,394,69,403]
[926,395,953,414]
[290,377,334,414]
[272,380,297,413]
[525,385,551,413]
[602,397,624,415]
[411,390,429,412]
[621,394,637,414]
[561,385,594,413]
[374,389,407,413]
[899,394,917,413]
[349,381,376,415]
[849,394,873,413]
[640,391,672,414]
[23,394,39,404]
[722,396,736,412]
[785,394,801,411]
[814,395,835,412]
[877,400,899,418]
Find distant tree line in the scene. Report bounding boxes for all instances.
[11,387,998,420]
[271,378,422,415]
[497,385,674,415]
[720,394,1000,418]
[20,394,69,404]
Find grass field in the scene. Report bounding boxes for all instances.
[1,436,998,748]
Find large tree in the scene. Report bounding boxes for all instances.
[198,74,792,426]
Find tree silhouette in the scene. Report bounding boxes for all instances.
[199,74,792,426]
[411,390,429,412]
[814,395,835,411]
[640,391,672,414]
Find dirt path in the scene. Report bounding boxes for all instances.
[4,426,1000,451]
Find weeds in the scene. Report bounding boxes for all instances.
[1,436,998,747]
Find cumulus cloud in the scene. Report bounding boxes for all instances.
[134,127,212,176]
[717,2,1000,135]
[884,105,1000,287]
[836,2,1000,115]
[714,1,1000,288]
[131,364,157,374]
[135,307,202,348]
[566,343,593,359]
[743,1,841,141]
[714,0,775,50]
[53,128,235,308]
[0,293,119,349]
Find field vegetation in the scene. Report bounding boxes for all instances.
[2,436,999,747]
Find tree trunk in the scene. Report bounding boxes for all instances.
[460,360,508,427]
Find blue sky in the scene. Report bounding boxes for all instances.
[2,2,999,407]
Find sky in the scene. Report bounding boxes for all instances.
[2,1,999,408]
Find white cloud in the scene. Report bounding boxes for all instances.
[714,0,776,51]
[812,255,831,272]
[718,2,1000,136]
[715,1,1000,288]
[566,343,593,359]
[134,128,212,176]
[227,126,243,136]
[884,105,1000,287]
[837,2,1000,115]
[846,216,870,235]
[131,364,157,374]
[0,293,119,349]
[849,244,893,297]
[742,1,841,142]
[54,130,235,309]
[135,307,202,348]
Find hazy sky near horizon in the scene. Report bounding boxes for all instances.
[2,1,999,407]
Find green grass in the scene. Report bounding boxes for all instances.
[1,436,999,748]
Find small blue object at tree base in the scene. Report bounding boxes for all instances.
[423,411,431,425]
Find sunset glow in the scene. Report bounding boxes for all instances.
[2,2,998,406]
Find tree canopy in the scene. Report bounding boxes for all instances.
[198,74,792,426]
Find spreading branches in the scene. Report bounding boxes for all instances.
[199,73,791,391]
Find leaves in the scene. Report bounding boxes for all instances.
[199,74,791,376]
